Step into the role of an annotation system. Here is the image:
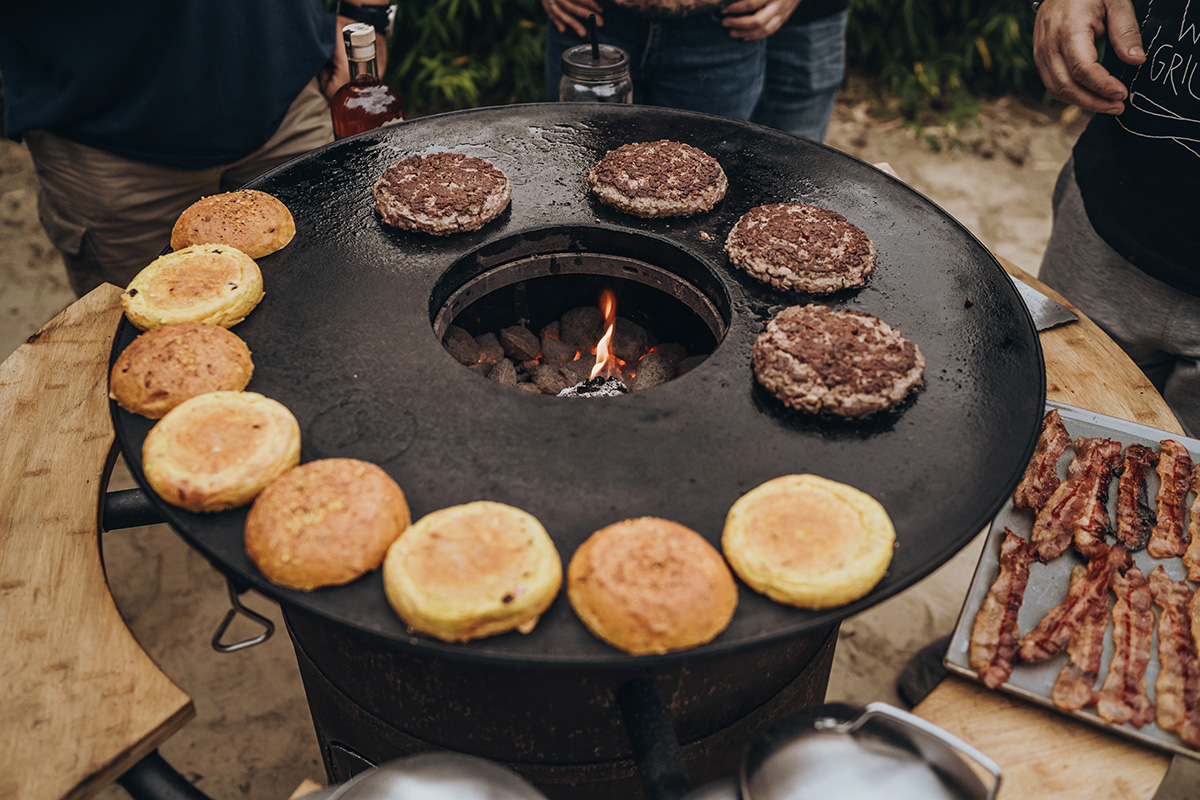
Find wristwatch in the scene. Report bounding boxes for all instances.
[337,1,395,37]
[1030,0,1042,11]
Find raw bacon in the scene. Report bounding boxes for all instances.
[969,529,1033,689]
[1114,443,1157,551]
[1148,566,1200,747]
[1147,440,1194,559]
[1013,409,1072,512]
[1030,437,1122,562]
[1019,544,1128,664]
[1097,565,1155,728]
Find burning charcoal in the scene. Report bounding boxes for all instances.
[467,361,492,377]
[650,342,687,365]
[488,358,517,387]
[519,359,540,375]
[561,358,593,385]
[475,332,505,366]
[443,325,481,366]
[559,376,629,398]
[532,364,571,394]
[517,382,543,394]
[677,354,708,376]
[499,325,540,361]
[612,318,648,363]
[541,337,577,368]
[541,321,561,341]
[629,352,676,392]
[561,306,603,350]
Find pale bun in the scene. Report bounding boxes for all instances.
[122,244,264,330]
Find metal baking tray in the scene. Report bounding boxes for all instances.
[945,400,1200,759]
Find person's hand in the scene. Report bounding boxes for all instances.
[1033,0,1145,114]
[320,12,390,101]
[541,0,605,37]
[720,0,803,41]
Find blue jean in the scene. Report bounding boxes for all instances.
[545,8,846,142]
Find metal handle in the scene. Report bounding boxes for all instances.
[103,488,167,531]
[616,676,692,800]
[117,750,214,800]
[857,702,1002,799]
[211,579,275,653]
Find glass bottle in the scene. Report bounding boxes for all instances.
[559,44,633,104]
[331,22,406,139]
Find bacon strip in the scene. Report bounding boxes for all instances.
[1147,440,1195,559]
[970,529,1033,689]
[1019,544,1129,664]
[1014,409,1072,512]
[1148,566,1200,747]
[1114,443,1158,551]
[1030,437,1122,562]
[1097,564,1155,728]
[1181,464,1200,581]
[1051,571,1111,711]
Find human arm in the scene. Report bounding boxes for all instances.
[720,0,803,41]
[1032,0,1145,114]
[320,1,392,100]
[541,0,606,37]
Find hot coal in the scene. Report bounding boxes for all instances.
[558,376,629,398]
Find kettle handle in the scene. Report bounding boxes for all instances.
[854,702,1002,800]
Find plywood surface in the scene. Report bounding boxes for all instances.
[0,285,193,800]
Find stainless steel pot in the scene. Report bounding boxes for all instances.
[299,752,550,800]
[682,702,1001,800]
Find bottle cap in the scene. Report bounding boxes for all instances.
[561,44,630,83]
[343,22,377,61]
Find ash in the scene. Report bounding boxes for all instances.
[558,376,629,398]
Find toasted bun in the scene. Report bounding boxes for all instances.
[722,474,895,609]
[170,189,295,258]
[122,244,264,330]
[109,322,253,418]
[567,517,737,655]
[244,459,410,591]
[142,391,300,513]
[382,501,562,642]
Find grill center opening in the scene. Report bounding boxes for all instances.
[433,245,727,396]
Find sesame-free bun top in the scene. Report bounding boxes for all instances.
[722,474,895,610]
[142,391,300,513]
[382,501,562,642]
[170,189,296,258]
[122,244,264,330]
[244,459,410,591]
[567,517,737,655]
[109,321,254,418]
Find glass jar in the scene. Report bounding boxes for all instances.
[559,44,633,104]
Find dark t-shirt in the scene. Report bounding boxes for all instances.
[0,1,335,169]
[1072,0,1200,296]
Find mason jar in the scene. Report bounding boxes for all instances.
[559,43,633,104]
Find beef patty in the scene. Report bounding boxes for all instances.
[372,152,512,235]
[587,140,727,218]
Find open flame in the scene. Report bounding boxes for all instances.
[589,288,619,380]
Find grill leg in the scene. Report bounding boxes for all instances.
[617,677,691,800]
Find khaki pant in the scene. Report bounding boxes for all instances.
[25,78,334,297]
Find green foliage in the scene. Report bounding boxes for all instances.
[845,0,1043,121]
[385,0,546,117]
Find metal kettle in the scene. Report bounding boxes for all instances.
[682,702,1001,800]
[297,752,550,800]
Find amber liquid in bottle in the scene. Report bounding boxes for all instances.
[331,23,406,139]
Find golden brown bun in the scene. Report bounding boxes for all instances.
[382,501,562,642]
[171,189,296,258]
[567,517,737,655]
[142,391,300,513]
[244,459,410,591]
[722,474,895,609]
[122,244,264,330]
[109,322,254,418]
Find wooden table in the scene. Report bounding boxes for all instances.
[0,265,1181,799]
[913,261,1177,799]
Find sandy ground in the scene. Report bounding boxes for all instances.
[1,96,1082,798]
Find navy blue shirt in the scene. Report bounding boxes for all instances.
[0,1,335,169]
[1073,0,1200,297]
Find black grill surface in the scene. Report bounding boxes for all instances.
[110,103,1045,668]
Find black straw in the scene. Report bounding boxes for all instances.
[589,14,599,59]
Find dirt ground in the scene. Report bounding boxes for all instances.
[1,96,1082,798]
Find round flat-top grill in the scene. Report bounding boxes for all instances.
[110,103,1045,669]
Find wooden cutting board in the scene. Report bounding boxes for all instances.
[913,261,1177,800]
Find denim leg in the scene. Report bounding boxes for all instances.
[750,9,848,142]
[640,14,765,119]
